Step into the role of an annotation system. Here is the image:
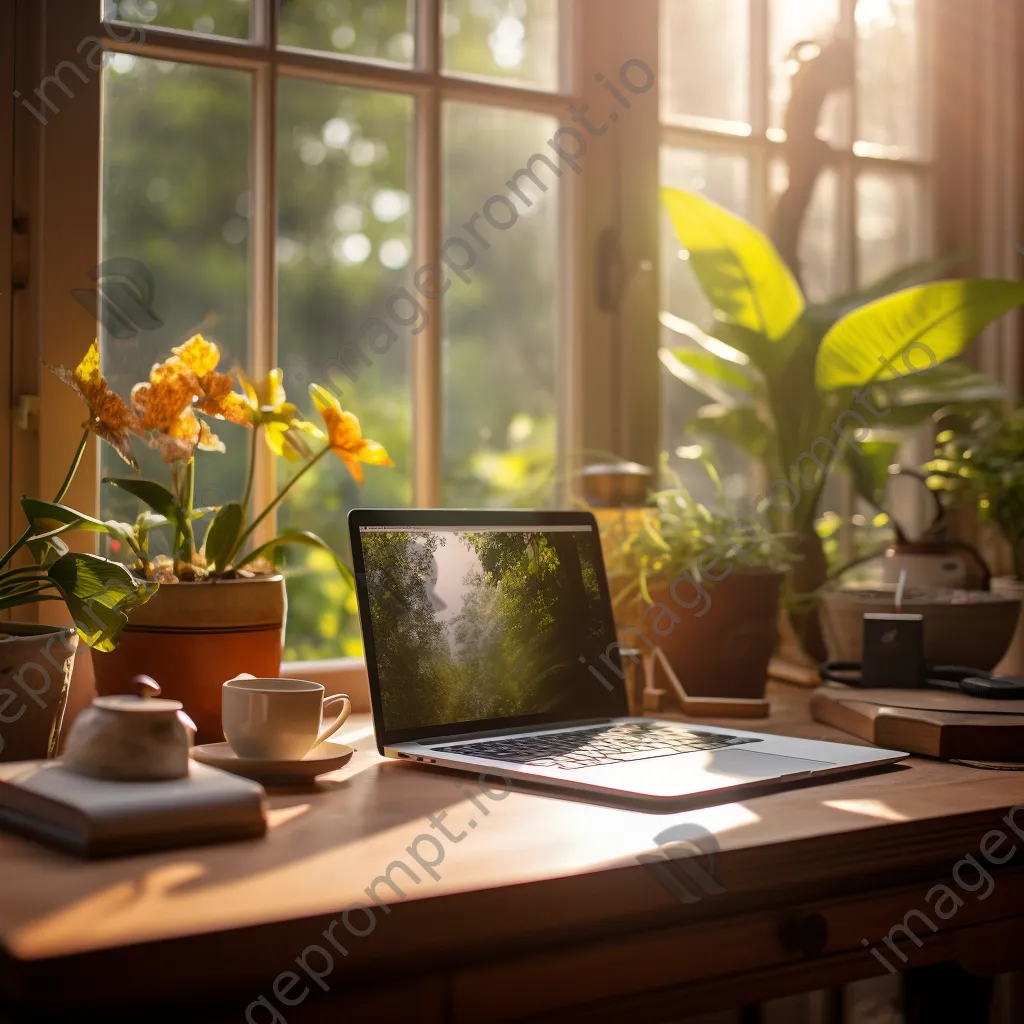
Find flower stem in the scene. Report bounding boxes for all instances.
[176,459,196,573]
[228,446,329,567]
[241,426,259,518]
[0,429,90,571]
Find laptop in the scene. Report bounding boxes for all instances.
[349,509,907,807]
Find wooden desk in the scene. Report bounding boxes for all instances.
[1,683,1023,1023]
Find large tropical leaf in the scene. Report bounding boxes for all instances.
[46,552,156,652]
[203,502,245,573]
[233,531,355,589]
[855,361,1009,429]
[816,279,1024,391]
[662,187,805,342]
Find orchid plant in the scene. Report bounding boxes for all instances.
[28,335,393,592]
[0,343,156,650]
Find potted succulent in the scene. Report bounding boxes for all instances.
[600,459,791,699]
[925,408,1024,674]
[29,336,393,743]
[661,186,1024,657]
[1,345,155,760]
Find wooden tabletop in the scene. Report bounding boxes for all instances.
[2,683,1024,1022]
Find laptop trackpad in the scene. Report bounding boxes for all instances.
[599,747,835,799]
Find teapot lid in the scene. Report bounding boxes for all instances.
[93,694,183,714]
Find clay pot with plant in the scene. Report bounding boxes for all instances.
[600,459,791,700]
[660,186,1024,659]
[0,349,155,760]
[925,408,1024,676]
[28,337,393,743]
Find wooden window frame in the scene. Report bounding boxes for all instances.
[11,0,658,693]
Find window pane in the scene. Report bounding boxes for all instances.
[105,0,250,39]
[99,58,251,536]
[857,171,930,287]
[442,103,561,507]
[770,162,838,302]
[660,147,750,505]
[857,0,923,157]
[660,147,750,323]
[443,0,560,92]
[661,0,749,125]
[277,80,414,661]
[769,0,847,144]
[278,0,414,65]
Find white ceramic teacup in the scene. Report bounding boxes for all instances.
[222,677,352,761]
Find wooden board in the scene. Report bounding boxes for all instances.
[811,685,1024,760]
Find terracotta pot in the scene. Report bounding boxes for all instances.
[644,569,785,700]
[820,585,1020,671]
[0,623,78,762]
[992,576,1024,676]
[92,576,287,744]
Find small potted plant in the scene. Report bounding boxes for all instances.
[925,409,1024,674]
[1,344,154,760]
[31,336,393,743]
[600,459,791,700]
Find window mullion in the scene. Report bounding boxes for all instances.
[749,0,769,229]
[249,1,279,544]
[413,0,443,507]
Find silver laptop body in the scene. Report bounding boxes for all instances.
[349,510,906,807]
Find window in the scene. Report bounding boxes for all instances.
[88,0,577,661]
[657,0,934,510]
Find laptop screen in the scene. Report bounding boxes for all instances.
[357,522,627,738]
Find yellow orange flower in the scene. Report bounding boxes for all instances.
[240,369,321,462]
[131,334,246,463]
[48,341,140,469]
[310,384,393,484]
[175,336,251,426]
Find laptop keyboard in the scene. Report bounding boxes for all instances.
[432,722,758,771]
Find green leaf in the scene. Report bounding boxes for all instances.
[662,346,758,395]
[104,478,189,542]
[843,440,901,508]
[234,531,354,589]
[857,362,1009,429]
[815,279,1024,391]
[203,502,245,572]
[685,404,779,465]
[46,552,156,652]
[26,533,69,568]
[661,187,805,342]
[21,498,134,548]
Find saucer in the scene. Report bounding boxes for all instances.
[191,740,354,785]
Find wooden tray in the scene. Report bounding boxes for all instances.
[810,684,1024,761]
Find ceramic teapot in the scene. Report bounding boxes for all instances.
[63,676,196,781]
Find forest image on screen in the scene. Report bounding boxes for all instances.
[362,528,619,733]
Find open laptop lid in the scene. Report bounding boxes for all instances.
[349,509,629,752]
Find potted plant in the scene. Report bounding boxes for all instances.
[925,408,1024,675]
[600,459,791,700]
[30,336,393,743]
[1,345,155,760]
[661,186,1024,657]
